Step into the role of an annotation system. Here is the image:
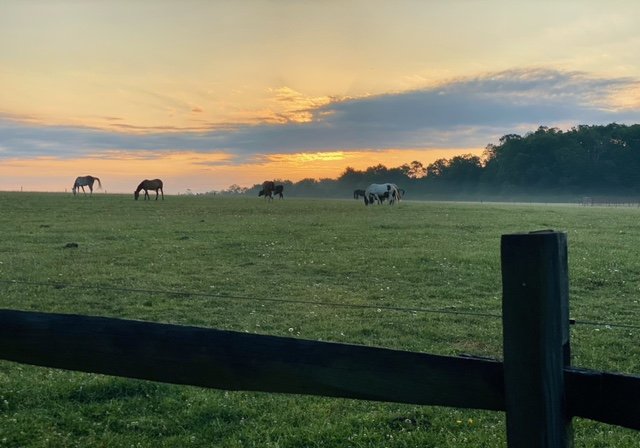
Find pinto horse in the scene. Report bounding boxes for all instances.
[134,179,164,200]
[363,183,400,205]
[72,175,102,195]
[377,187,405,203]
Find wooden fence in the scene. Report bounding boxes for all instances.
[1,231,639,447]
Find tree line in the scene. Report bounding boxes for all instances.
[218,123,640,201]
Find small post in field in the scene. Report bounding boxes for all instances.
[501,231,573,447]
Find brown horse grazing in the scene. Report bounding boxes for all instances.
[72,175,102,195]
[258,181,275,200]
[134,179,164,200]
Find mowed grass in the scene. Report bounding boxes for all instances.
[0,192,639,447]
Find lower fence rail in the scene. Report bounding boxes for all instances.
[0,308,639,432]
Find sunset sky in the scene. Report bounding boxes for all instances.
[2,1,640,193]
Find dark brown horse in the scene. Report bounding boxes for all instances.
[72,175,102,195]
[134,179,164,200]
[258,181,275,200]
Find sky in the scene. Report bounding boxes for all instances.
[2,1,640,194]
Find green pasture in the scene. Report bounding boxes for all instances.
[0,192,639,447]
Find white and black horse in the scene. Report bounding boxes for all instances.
[363,183,401,205]
[378,187,405,203]
[72,175,102,195]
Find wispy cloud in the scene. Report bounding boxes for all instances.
[2,68,639,162]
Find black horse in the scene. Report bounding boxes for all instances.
[353,189,366,199]
[258,182,284,199]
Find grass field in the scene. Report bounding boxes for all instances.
[1,192,639,447]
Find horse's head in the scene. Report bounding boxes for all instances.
[258,189,265,197]
[134,190,140,200]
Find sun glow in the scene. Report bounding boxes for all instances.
[0,147,485,194]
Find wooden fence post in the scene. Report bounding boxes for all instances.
[501,231,573,447]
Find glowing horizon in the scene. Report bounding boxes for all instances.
[2,1,640,193]
[0,148,485,194]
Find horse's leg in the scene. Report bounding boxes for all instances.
[145,189,150,200]
[160,188,164,200]
[155,189,159,200]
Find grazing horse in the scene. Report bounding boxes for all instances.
[364,183,401,206]
[273,185,284,199]
[258,181,276,200]
[353,189,366,199]
[378,186,405,203]
[72,175,102,195]
[134,179,164,200]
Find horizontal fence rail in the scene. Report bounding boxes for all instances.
[0,309,504,411]
[1,308,639,430]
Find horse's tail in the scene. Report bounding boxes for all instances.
[363,186,372,205]
[390,185,399,204]
[94,177,102,189]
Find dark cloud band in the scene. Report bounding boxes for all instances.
[1,68,639,161]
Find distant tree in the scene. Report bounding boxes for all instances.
[243,123,640,199]
[401,160,427,178]
[426,158,449,177]
[337,166,364,188]
[221,184,248,195]
[446,155,483,184]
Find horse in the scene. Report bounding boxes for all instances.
[353,189,366,199]
[72,175,102,195]
[258,181,276,200]
[134,179,164,200]
[273,185,284,199]
[378,186,405,204]
[364,183,401,205]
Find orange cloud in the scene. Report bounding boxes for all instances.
[265,86,338,123]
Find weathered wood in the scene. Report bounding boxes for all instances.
[0,309,505,411]
[501,231,573,447]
